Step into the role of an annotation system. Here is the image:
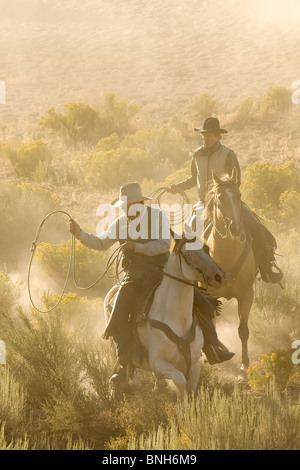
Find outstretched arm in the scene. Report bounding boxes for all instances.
[69,217,117,251]
[170,157,197,193]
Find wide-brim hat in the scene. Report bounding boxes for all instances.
[111,182,152,207]
[194,117,228,134]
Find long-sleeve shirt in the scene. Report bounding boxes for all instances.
[77,205,171,257]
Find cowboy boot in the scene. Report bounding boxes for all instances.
[258,246,283,284]
[203,343,235,365]
[193,289,235,365]
[109,331,132,383]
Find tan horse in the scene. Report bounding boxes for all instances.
[201,169,256,371]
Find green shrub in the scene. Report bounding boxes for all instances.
[75,128,188,189]
[1,140,51,179]
[249,279,300,350]
[0,367,26,438]
[0,141,20,164]
[96,133,120,151]
[190,93,217,117]
[247,350,299,391]
[121,128,188,167]
[39,291,103,330]
[100,92,140,137]
[0,298,117,449]
[259,86,292,113]
[279,190,300,225]
[0,271,20,316]
[39,94,140,146]
[241,161,300,222]
[75,145,153,190]
[34,237,116,296]
[234,97,257,124]
[3,308,83,408]
[0,423,30,450]
[0,182,63,266]
[40,103,100,144]
[276,229,300,280]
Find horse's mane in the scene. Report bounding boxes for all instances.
[205,173,239,221]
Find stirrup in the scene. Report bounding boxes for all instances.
[260,262,283,284]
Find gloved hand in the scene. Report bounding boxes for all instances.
[69,218,81,237]
[122,241,136,254]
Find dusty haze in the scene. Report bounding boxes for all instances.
[1,0,299,126]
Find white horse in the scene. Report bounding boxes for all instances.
[105,234,225,397]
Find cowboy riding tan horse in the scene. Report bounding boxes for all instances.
[170,117,283,285]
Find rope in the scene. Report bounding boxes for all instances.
[28,187,194,314]
[27,210,125,314]
[148,186,190,228]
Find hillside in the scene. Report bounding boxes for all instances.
[1,0,300,126]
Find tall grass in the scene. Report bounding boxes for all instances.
[129,384,300,450]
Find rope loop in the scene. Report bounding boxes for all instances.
[27,210,125,314]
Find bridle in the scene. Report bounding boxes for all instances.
[210,183,253,287]
[172,236,211,289]
[212,184,245,241]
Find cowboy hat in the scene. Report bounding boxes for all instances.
[194,117,228,134]
[111,182,152,207]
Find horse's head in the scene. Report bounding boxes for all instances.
[172,230,225,288]
[207,168,244,239]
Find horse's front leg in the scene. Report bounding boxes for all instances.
[186,360,200,395]
[150,357,186,398]
[237,287,254,371]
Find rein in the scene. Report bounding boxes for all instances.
[129,251,208,289]
[223,236,252,287]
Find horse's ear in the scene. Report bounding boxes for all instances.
[170,237,176,253]
[170,229,182,253]
[172,232,186,254]
[212,169,221,186]
[231,167,238,184]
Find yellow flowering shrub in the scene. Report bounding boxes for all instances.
[247,350,298,391]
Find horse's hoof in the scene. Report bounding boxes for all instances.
[237,366,248,385]
[240,361,249,371]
